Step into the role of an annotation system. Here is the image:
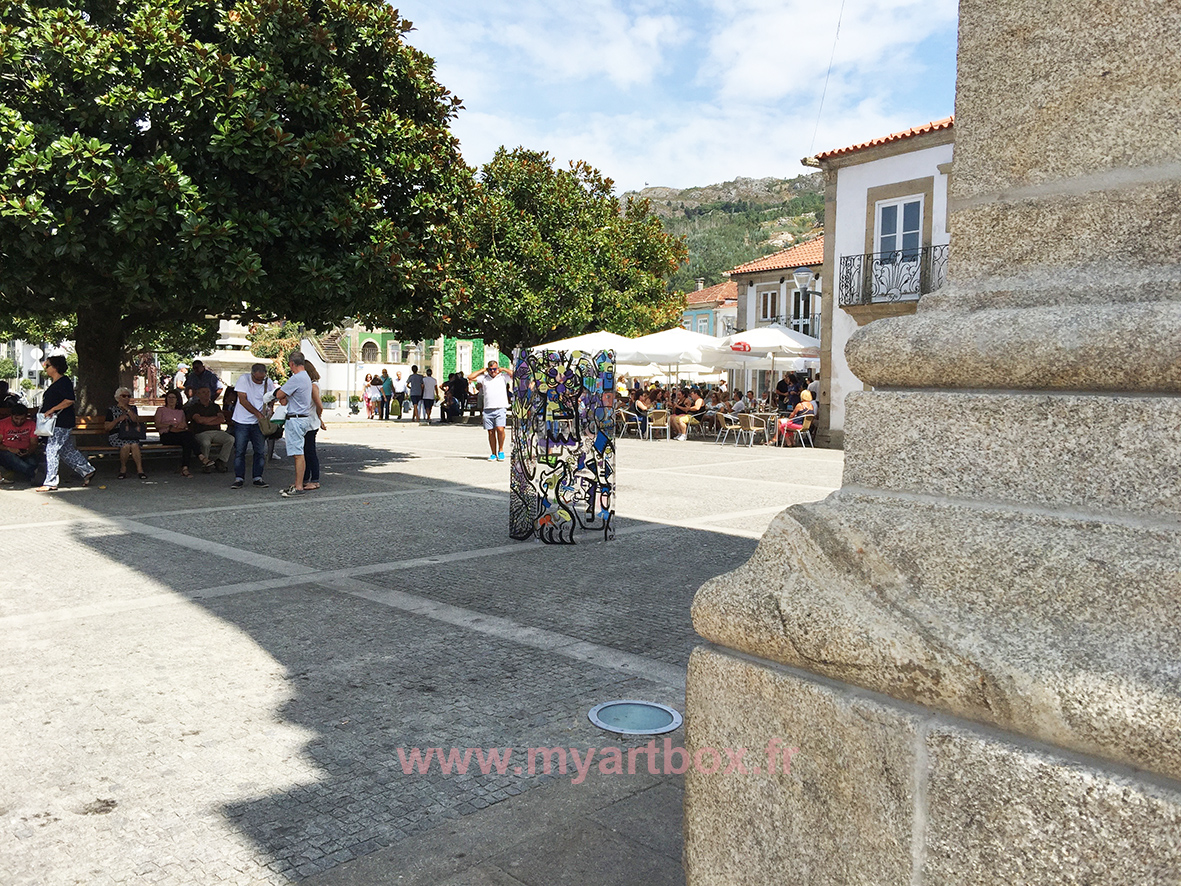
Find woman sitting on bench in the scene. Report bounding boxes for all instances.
[106,387,147,479]
[154,389,201,478]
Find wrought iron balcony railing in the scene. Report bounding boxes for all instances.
[838,244,949,307]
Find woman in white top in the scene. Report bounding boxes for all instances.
[365,378,383,419]
[420,369,439,422]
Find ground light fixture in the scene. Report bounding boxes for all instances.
[587,700,683,737]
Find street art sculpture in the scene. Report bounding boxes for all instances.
[509,349,616,544]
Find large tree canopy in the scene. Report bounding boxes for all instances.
[456,147,686,351]
[0,0,469,410]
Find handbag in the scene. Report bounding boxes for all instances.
[35,412,57,437]
[118,421,147,442]
[257,415,276,436]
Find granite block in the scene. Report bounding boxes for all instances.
[684,648,917,886]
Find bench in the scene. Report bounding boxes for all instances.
[72,413,184,455]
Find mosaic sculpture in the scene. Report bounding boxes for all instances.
[509,349,616,543]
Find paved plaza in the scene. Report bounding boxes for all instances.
[0,421,843,885]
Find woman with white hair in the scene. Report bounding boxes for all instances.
[104,387,147,479]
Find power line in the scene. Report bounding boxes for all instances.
[809,0,847,154]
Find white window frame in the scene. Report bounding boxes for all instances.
[696,314,709,334]
[455,342,472,375]
[386,341,402,363]
[758,286,779,321]
[875,196,924,261]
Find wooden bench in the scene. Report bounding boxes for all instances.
[72,412,184,455]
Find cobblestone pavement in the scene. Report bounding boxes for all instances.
[0,423,843,884]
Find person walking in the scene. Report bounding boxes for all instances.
[274,350,313,497]
[406,365,424,420]
[36,355,96,491]
[365,376,383,420]
[468,360,511,461]
[301,361,327,490]
[230,363,275,489]
[421,368,438,422]
[392,372,407,420]
[380,368,393,420]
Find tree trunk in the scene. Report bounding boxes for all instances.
[74,307,127,415]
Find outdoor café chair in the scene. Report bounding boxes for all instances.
[646,409,671,441]
[792,413,815,448]
[735,412,768,447]
[715,412,741,445]
[615,409,643,440]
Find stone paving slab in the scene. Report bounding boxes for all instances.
[0,421,842,885]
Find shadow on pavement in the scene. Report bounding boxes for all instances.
[36,434,760,884]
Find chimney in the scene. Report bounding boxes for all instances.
[696,278,705,291]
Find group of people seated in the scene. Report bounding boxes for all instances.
[617,372,819,446]
[101,383,236,479]
[0,357,326,491]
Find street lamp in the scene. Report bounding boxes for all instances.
[793,267,820,339]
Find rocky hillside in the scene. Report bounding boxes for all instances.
[624,174,825,293]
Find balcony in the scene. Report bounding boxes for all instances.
[838,244,949,307]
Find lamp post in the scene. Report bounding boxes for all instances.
[792,267,821,340]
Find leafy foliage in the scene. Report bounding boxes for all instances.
[246,320,302,380]
[663,192,823,293]
[455,148,687,350]
[0,357,18,380]
[0,0,470,407]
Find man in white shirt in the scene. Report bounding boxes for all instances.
[468,360,512,461]
[392,372,407,420]
[274,350,313,497]
[230,363,275,489]
[421,368,438,422]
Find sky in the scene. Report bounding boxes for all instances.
[403,0,959,193]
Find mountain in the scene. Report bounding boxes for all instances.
[624,174,825,294]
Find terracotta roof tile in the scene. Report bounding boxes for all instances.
[728,236,824,276]
[684,279,738,307]
[812,116,954,162]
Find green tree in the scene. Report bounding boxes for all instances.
[0,0,469,412]
[0,356,18,380]
[246,320,302,381]
[456,148,686,350]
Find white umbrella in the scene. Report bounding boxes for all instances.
[714,323,820,359]
[613,327,724,365]
[529,331,633,354]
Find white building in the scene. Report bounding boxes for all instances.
[804,117,953,448]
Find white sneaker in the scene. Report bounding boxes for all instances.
[675,434,687,441]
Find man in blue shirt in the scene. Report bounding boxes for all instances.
[183,360,223,399]
[274,351,313,497]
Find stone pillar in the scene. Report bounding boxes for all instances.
[684,2,1181,883]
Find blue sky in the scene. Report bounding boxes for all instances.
[403,0,959,192]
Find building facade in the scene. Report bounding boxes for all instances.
[806,118,953,447]
[729,236,824,339]
[681,280,739,337]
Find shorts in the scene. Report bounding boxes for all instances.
[410,395,422,405]
[483,407,507,430]
[284,415,310,455]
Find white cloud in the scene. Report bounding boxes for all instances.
[405,0,958,191]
